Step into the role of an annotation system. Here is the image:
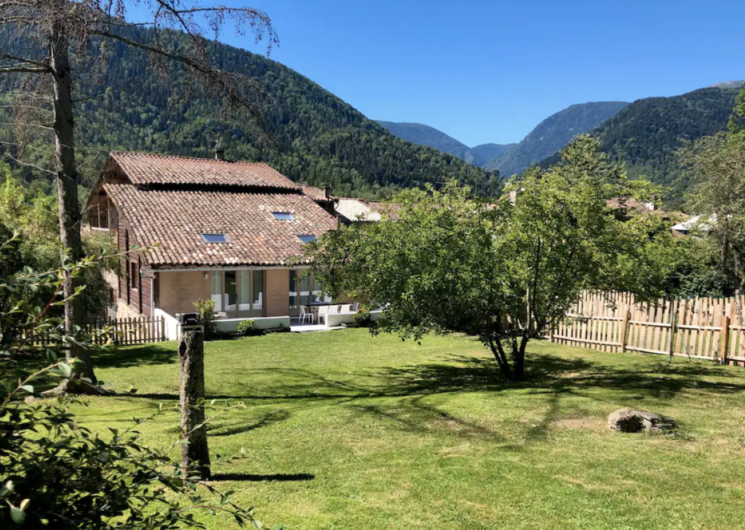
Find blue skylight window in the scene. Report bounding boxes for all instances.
[297,235,316,243]
[202,233,228,243]
[272,212,295,221]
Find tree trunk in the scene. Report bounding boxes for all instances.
[179,331,211,480]
[511,334,530,381]
[49,18,96,384]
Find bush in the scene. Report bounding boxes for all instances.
[237,319,257,336]
[352,307,373,328]
[193,298,216,339]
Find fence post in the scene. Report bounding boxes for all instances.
[720,315,731,365]
[620,310,630,353]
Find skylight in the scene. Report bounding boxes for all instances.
[272,212,295,221]
[297,235,316,243]
[202,233,228,243]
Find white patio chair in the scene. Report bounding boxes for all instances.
[352,301,360,312]
[341,304,353,313]
[299,306,312,324]
[317,305,329,325]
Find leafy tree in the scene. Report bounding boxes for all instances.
[679,87,745,291]
[307,136,677,381]
[0,0,276,388]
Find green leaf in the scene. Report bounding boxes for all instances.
[98,451,109,462]
[20,384,33,394]
[10,505,26,524]
[58,363,72,377]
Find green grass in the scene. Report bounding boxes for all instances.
[75,329,745,529]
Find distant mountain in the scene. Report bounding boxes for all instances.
[711,81,744,89]
[376,121,473,162]
[376,121,514,168]
[469,143,517,167]
[593,87,739,193]
[0,26,501,199]
[484,101,629,176]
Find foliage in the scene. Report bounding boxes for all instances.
[0,164,117,317]
[351,307,373,328]
[237,319,257,336]
[0,249,274,529]
[0,24,501,200]
[486,101,628,175]
[194,299,217,339]
[676,92,745,291]
[307,136,678,380]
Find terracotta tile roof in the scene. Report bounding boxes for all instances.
[109,152,299,190]
[301,185,333,202]
[105,184,336,268]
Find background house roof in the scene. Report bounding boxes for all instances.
[301,185,333,202]
[335,198,400,223]
[105,182,337,269]
[109,151,299,190]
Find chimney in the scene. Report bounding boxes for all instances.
[214,138,225,161]
[324,185,332,200]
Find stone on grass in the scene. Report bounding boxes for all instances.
[608,408,675,433]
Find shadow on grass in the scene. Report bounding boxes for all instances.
[95,343,177,369]
[208,410,291,437]
[211,473,314,482]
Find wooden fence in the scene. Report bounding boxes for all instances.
[551,292,745,367]
[27,316,166,347]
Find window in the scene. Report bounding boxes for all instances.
[130,260,139,290]
[202,233,228,243]
[272,212,295,221]
[253,270,264,310]
[289,271,331,308]
[211,270,265,315]
[297,234,316,243]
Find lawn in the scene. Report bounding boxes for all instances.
[75,329,745,529]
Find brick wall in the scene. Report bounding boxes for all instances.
[158,271,211,316]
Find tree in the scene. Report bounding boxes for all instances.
[679,85,745,292]
[0,0,277,386]
[307,136,677,381]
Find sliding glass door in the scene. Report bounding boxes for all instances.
[211,270,265,317]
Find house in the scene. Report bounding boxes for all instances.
[85,151,339,334]
[335,198,400,224]
[672,214,717,236]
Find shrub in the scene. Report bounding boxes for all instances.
[193,298,216,339]
[237,319,257,336]
[352,307,373,328]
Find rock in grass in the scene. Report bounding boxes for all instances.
[608,408,675,433]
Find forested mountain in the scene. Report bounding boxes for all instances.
[376,121,515,168]
[375,121,473,162]
[485,101,628,176]
[0,26,500,199]
[539,86,739,200]
[469,143,516,167]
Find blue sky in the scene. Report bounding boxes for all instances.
[128,0,743,146]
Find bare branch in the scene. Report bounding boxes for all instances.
[0,50,49,68]
[0,64,49,74]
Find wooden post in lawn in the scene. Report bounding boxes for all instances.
[720,315,731,365]
[179,330,211,479]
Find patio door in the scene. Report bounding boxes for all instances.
[211,270,265,317]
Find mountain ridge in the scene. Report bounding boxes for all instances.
[484,101,629,176]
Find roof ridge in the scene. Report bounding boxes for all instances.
[111,150,268,166]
